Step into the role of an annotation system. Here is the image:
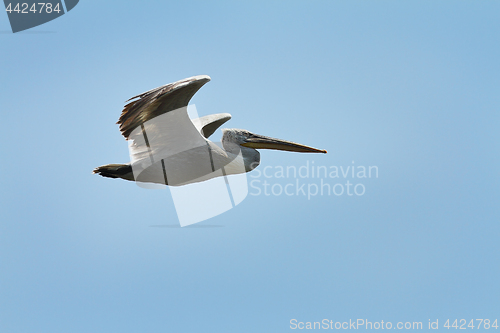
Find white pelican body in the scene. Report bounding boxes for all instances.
[94,75,326,186]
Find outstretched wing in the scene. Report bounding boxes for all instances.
[192,113,232,138]
[127,106,214,186]
[118,75,211,139]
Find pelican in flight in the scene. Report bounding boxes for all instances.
[94,75,326,186]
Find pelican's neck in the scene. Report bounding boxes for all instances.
[241,146,260,172]
[220,143,260,173]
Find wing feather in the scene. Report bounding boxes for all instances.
[117,75,211,138]
[192,113,232,138]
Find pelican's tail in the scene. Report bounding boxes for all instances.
[93,163,135,181]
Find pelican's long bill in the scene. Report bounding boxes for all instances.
[242,133,327,154]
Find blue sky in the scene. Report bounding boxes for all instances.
[1,1,499,332]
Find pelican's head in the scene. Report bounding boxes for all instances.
[222,128,327,171]
[222,129,327,153]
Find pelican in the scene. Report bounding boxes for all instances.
[93,75,327,186]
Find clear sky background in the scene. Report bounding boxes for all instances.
[1,1,499,332]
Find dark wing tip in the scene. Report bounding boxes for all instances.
[124,75,211,103]
[117,75,211,139]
